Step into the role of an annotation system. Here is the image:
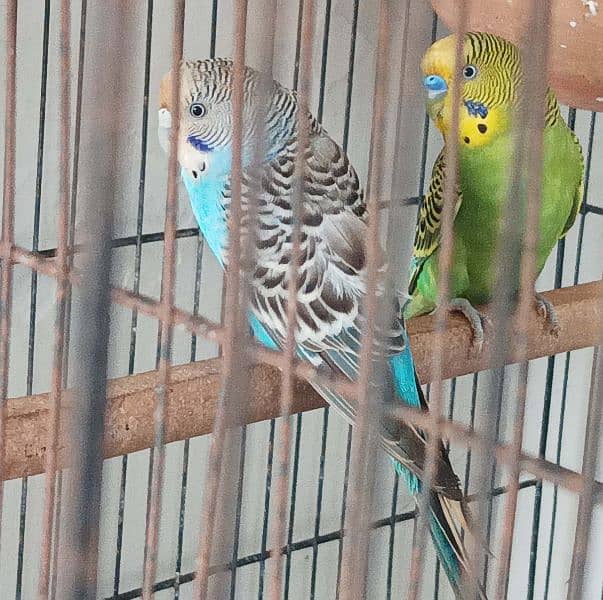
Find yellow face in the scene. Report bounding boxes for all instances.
[421,33,520,149]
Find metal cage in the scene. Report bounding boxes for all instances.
[0,1,601,599]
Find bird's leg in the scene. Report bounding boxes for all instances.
[534,292,560,336]
[444,297,491,353]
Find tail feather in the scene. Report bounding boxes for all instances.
[429,492,489,599]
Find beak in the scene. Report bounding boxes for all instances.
[179,142,207,182]
[422,74,448,100]
[157,108,172,154]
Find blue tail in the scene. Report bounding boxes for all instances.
[249,315,485,597]
[390,342,487,599]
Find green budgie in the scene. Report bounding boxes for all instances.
[405,32,584,348]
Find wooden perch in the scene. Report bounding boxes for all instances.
[2,280,601,482]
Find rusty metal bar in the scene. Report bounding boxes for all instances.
[193,2,249,597]
[0,280,600,485]
[10,245,222,341]
[386,403,601,503]
[60,2,126,597]
[407,3,468,596]
[385,4,435,597]
[49,7,89,595]
[567,344,603,600]
[140,1,184,597]
[38,0,72,597]
[493,3,552,597]
[0,0,18,557]
[340,1,393,597]
[266,0,312,597]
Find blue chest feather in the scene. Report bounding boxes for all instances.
[181,168,228,266]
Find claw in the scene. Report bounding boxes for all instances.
[535,293,560,336]
[444,298,490,354]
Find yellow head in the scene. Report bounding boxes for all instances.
[421,32,523,148]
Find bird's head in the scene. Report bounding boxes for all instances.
[421,32,523,148]
[158,59,289,184]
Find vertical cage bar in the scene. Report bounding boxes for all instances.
[37,0,72,596]
[265,0,313,597]
[241,9,278,593]
[283,4,310,595]
[258,423,275,598]
[492,4,552,597]
[141,1,184,597]
[113,1,154,596]
[382,4,420,594]
[174,243,206,600]
[398,15,439,595]
[407,3,468,597]
[241,6,278,598]
[0,0,18,550]
[193,2,249,597]
[463,0,547,596]
[567,344,603,600]
[334,3,359,593]
[308,2,333,592]
[174,3,220,594]
[17,1,52,596]
[481,380,505,588]
[340,1,395,597]
[50,5,89,596]
[61,1,131,596]
[228,432,247,600]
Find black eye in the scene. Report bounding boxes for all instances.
[189,102,206,118]
[463,65,478,80]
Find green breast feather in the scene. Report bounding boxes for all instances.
[406,108,584,318]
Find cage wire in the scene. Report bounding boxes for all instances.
[0,0,602,599]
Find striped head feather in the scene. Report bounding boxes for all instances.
[159,59,313,181]
[421,32,560,148]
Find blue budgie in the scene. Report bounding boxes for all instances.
[158,59,486,598]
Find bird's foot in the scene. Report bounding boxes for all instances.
[535,293,560,336]
[445,297,491,354]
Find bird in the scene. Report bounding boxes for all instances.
[158,58,487,598]
[405,32,584,350]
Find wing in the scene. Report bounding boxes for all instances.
[245,129,464,499]
[249,126,391,357]
[560,129,585,239]
[409,149,462,295]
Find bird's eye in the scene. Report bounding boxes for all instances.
[189,102,206,118]
[463,65,478,80]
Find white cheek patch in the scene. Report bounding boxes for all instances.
[427,89,447,101]
[157,108,172,154]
